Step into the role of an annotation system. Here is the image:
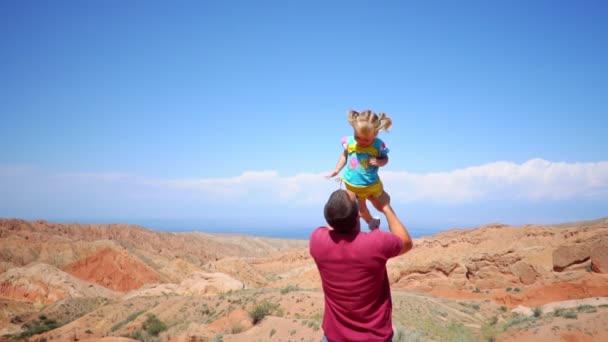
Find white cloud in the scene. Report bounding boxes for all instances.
[142,171,337,205]
[1,159,607,214]
[154,158,607,205]
[383,159,608,203]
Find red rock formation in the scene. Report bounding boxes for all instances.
[0,263,117,304]
[591,240,608,273]
[62,247,163,292]
[552,243,591,272]
[0,281,62,305]
[511,261,539,285]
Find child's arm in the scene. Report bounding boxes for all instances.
[370,155,389,167]
[370,139,390,167]
[326,150,348,178]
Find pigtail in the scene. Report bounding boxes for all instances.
[360,110,373,120]
[347,109,392,134]
[377,112,392,132]
[347,110,359,127]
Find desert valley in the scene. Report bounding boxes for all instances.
[0,217,607,342]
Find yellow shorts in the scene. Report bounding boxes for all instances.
[343,180,384,199]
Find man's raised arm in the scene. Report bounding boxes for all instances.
[378,193,413,255]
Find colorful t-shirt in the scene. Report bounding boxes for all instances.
[341,136,390,187]
[309,226,403,342]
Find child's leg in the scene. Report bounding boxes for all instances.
[345,183,373,224]
[359,197,380,230]
[357,197,373,224]
[363,182,385,230]
[346,183,380,229]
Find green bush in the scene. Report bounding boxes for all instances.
[231,323,244,334]
[249,300,278,325]
[504,315,532,329]
[393,326,423,342]
[142,314,167,336]
[577,304,596,313]
[111,309,145,332]
[123,330,144,340]
[15,316,60,339]
[280,285,301,294]
[446,322,475,342]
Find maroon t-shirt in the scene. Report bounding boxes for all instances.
[309,226,403,342]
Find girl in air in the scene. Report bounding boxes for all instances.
[326,110,393,230]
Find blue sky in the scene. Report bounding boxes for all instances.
[1,0,607,237]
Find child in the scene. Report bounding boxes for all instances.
[326,110,393,230]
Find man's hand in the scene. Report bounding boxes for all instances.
[373,191,391,212]
[374,191,412,255]
[370,192,390,213]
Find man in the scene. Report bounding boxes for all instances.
[309,189,413,342]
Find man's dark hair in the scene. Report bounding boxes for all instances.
[324,189,359,233]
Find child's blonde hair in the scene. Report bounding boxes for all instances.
[347,110,392,135]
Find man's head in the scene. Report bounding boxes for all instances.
[324,189,360,233]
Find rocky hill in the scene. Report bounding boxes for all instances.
[0,217,606,341]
